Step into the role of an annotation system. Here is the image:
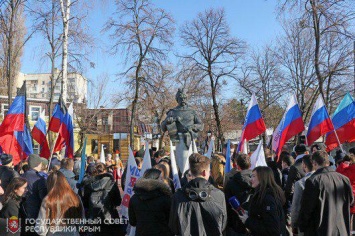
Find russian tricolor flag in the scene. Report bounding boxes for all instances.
[0,82,33,165]
[53,102,74,158]
[272,94,305,158]
[325,93,355,151]
[237,94,266,153]
[32,110,50,158]
[306,95,334,145]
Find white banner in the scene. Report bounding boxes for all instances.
[170,141,181,190]
[120,147,140,218]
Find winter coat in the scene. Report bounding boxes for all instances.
[0,165,19,192]
[169,177,227,236]
[224,169,253,234]
[284,156,305,202]
[245,188,287,236]
[0,197,25,236]
[266,160,282,187]
[86,162,95,176]
[0,197,21,218]
[59,168,78,194]
[83,172,121,220]
[298,166,354,236]
[336,162,355,213]
[129,178,172,236]
[291,172,314,229]
[281,167,290,190]
[22,169,47,219]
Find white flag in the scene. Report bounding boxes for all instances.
[121,147,140,218]
[250,140,267,169]
[100,144,105,163]
[140,141,151,176]
[204,139,214,159]
[182,143,193,177]
[193,140,198,153]
[170,141,181,190]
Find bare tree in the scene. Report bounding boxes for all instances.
[180,8,245,149]
[75,73,110,149]
[279,0,355,106]
[0,0,34,105]
[59,0,70,103]
[275,19,318,122]
[237,45,285,113]
[104,0,175,149]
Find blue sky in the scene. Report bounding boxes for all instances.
[21,0,282,106]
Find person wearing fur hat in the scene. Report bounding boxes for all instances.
[129,168,173,236]
[0,154,19,200]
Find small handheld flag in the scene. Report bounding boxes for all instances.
[78,137,87,184]
[250,140,267,169]
[140,141,152,176]
[224,140,232,173]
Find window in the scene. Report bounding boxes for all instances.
[102,117,108,125]
[42,81,45,85]
[42,88,45,93]
[42,94,45,98]
[30,106,41,121]
[2,104,9,118]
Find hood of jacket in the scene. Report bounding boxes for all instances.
[183,177,214,202]
[59,168,75,179]
[134,178,172,200]
[232,169,252,189]
[89,173,114,191]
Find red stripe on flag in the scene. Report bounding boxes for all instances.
[307,118,334,145]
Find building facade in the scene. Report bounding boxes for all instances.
[16,69,87,104]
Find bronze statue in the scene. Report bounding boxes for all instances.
[161,88,204,148]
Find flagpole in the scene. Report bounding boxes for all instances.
[333,129,344,152]
[47,133,60,172]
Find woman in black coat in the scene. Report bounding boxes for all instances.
[129,168,172,236]
[239,166,287,236]
[0,177,27,236]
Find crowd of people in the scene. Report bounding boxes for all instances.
[0,143,354,236]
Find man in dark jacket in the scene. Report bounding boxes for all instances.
[22,154,47,219]
[169,153,227,236]
[0,154,19,195]
[59,158,78,193]
[299,150,354,236]
[224,153,252,234]
[284,144,307,202]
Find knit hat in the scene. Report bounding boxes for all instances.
[0,153,13,165]
[28,154,43,169]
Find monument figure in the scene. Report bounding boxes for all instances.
[161,88,204,148]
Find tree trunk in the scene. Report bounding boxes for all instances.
[60,0,70,103]
[208,67,224,150]
[7,1,15,106]
[310,0,324,101]
[130,70,141,150]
